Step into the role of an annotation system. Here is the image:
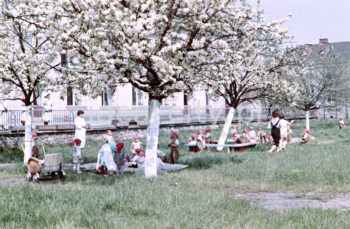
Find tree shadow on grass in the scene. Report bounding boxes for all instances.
[180,154,243,170]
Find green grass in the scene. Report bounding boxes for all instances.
[1,119,350,228]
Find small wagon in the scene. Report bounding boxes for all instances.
[26,153,65,182]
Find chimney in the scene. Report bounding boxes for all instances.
[319,38,329,54]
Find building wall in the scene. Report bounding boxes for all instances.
[2,83,225,110]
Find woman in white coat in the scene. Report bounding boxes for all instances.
[42,93,53,125]
[74,110,87,148]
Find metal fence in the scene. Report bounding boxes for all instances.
[0,105,318,129]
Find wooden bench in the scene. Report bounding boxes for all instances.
[184,142,259,153]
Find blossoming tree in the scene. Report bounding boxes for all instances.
[0,0,61,164]
[294,54,348,130]
[196,3,301,150]
[56,0,257,177]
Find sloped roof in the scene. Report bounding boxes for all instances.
[306,41,350,62]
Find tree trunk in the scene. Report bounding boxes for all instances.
[217,107,235,151]
[346,103,348,119]
[305,110,310,130]
[23,106,33,165]
[144,98,160,178]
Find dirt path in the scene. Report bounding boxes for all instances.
[0,163,16,168]
[233,189,350,211]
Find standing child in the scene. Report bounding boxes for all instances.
[279,114,293,150]
[168,132,179,164]
[339,117,345,130]
[72,138,83,173]
[267,109,281,153]
[131,135,143,157]
[257,128,268,143]
[115,142,127,176]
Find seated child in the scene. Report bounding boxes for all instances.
[196,130,205,152]
[168,132,180,164]
[188,133,198,152]
[266,134,273,143]
[131,135,143,157]
[248,127,256,142]
[72,138,83,173]
[130,148,145,167]
[231,125,237,135]
[300,129,311,145]
[114,142,127,175]
[205,128,213,144]
[26,132,44,180]
[96,136,117,174]
[257,128,268,143]
[339,117,345,130]
[157,145,167,163]
[236,129,249,143]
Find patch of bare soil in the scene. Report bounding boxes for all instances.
[233,189,350,211]
[317,139,338,144]
[0,163,16,168]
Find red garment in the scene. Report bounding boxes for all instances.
[116,142,124,153]
[73,138,81,145]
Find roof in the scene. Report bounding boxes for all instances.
[306,40,350,62]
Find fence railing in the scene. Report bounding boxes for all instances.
[0,106,318,129]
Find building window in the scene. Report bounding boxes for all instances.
[132,87,145,106]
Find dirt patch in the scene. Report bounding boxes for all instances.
[0,163,16,168]
[317,139,338,144]
[233,189,350,211]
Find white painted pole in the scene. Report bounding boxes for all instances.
[217,107,235,151]
[23,106,32,165]
[305,110,310,130]
[144,99,160,178]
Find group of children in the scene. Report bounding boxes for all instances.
[30,111,346,176]
[71,130,181,175]
[187,128,213,152]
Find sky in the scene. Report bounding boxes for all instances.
[260,0,350,45]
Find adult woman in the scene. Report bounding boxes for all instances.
[42,93,53,125]
[74,110,87,148]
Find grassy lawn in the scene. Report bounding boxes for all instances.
[1,120,350,228]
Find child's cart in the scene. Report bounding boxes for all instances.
[25,144,65,182]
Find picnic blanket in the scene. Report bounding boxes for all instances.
[63,162,188,173]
